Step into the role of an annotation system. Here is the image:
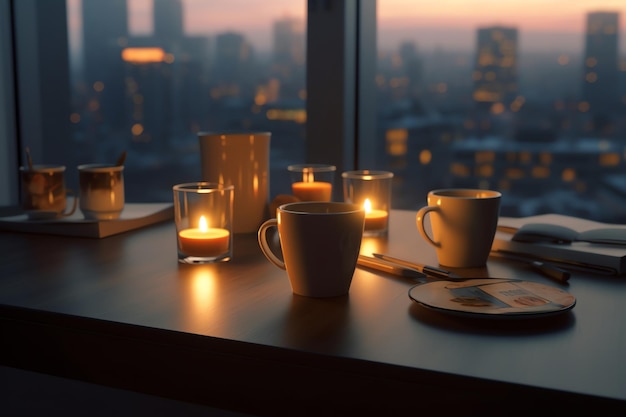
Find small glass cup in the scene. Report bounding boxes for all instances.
[19,165,77,220]
[287,164,336,202]
[173,182,234,264]
[342,170,394,236]
[78,163,125,220]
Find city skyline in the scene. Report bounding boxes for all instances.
[66,0,626,221]
[67,0,626,54]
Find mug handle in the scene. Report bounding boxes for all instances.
[58,189,78,218]
[416,206,441,248]
[257,219,286,270]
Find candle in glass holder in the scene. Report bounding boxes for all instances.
[342,170,393,236]
[173,182,233,264]
[288,164,336,202]
[178,216,230,257]
[363,198,388,231]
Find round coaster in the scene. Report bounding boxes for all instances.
[408,279,576,319]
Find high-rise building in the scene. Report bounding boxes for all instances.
[398,41,423,101]
[272,18,305,75]
[122,0,209,149]
[271,18,305,100]
[472,26,518,111]
[582,11,620,119]
[82,0,129,133]
[212,32,254,98]
[154,0,184,42]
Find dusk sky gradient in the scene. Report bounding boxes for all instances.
[68,0,626,53]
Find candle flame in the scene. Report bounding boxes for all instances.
[303,169,314,183]
[199,216,208,232]
[364,198,372,214]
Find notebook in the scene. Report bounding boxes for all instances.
[492,214,626,275]
[0,202,173,238]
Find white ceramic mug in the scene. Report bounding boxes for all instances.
[78,164,125,220]
[258,202,365,298]
[198,131,270,234]
[416,189,501,268]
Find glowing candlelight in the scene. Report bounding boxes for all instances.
[291,170,332,201]
[178,215,230,257]
[363,198,388,231]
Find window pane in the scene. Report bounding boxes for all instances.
[67,0,306,201]
[376,1,626,222]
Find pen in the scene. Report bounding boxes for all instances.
[357,254,426,280]
[372,253,464,280]
[530,260,570,283]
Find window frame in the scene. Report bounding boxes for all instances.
[306,0,376,181]
[0,0,18,205]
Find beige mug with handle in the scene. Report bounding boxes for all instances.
[258,202,364,297]
[416,189,501,268]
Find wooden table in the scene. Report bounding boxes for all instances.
[1,210,625,415]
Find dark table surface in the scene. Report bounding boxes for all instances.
[1,209,625,415]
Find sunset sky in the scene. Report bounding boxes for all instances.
[68,0,626,53]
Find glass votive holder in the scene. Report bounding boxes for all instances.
[173,182,234,264]
[342,170,393,236]
[287,164,336,202]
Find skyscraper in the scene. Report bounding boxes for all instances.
[122,0,206,149]
[272,18,305,75]
[398,41,423,101]
[582,11,620,119]
[472,26,518,111]
[272,18,305,100]
[82,0,129,133]
[213,32,253,96]
[154,0,184,42]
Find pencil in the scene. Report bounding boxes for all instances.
[357,254,426,279]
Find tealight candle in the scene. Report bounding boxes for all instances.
[173,182,233,264]
[178,216,230,257]
[363,198,388,231]
[292,181,332,201]
[288,164,336,202]
[342,170,393,236]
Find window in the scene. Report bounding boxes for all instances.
[4,0,309,205]
[3,0,626,224]
[376,1,626,222]
[76,0,309,201]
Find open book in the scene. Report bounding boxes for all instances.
[0,202,173,238]
[493,214,626,275]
